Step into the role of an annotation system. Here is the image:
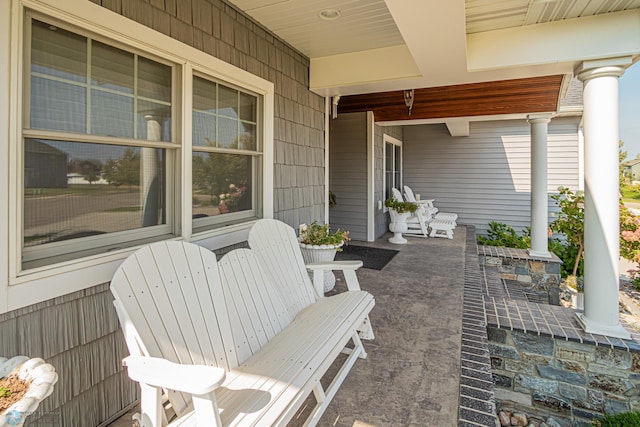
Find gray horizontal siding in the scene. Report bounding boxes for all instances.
[403,117,581,236]
[329,112,368,241]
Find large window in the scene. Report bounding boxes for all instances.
[20,14,264,270]
[191,76,261,231]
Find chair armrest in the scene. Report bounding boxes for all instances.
[306,261,363,294]
[123,355,226,395]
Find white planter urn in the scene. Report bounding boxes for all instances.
[570,290,584,310]
[388,209,410,244]
[0,356,58,427]
[299,242,343,292]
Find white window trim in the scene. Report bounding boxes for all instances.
[382,133,403,213]
[1,0,274,313]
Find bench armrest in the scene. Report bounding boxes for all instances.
[123,355,225,395]
[306,260,363,271]
[306,260,363,295]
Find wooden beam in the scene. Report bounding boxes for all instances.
[337,75,563,122]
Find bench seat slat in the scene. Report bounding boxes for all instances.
[168,292,374,427]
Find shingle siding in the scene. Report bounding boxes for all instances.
[403,117,581,236]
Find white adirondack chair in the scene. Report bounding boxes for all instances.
[390,187,430,237]
[111,220,375,427]
[404,185,458,226]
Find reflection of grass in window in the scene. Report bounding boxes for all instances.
[104,206,141,212]
[24,185,139,198]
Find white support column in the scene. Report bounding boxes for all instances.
[528,113,553,258]
[575,57,632,339]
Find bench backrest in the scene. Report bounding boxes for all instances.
[111,241,294,415]
[248,219,318,317]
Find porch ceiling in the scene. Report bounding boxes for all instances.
[227,0,640,99]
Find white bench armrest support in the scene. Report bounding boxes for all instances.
[306,260,363,293]
[124,355,226,395]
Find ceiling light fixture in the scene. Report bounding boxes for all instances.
[319,9,341,20]
[404,89,415,116]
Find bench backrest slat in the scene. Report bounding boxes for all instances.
[248,219,318,315]
[218,249,294,363]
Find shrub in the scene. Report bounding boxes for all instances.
[477,221,530,249]
[548,238,584,278]
[592,411,640,426]
[550,187,584,278]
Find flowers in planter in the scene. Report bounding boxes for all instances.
[299,221,350,249]
[218,183,250,214]
[384,198,418,214]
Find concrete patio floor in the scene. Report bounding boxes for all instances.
[109,228,474,427]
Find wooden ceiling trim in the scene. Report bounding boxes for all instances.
[337,75,564,122]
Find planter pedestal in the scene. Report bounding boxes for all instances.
[0,356,57,427]
[570,290,584,310]
[388,210,410,244]
[299,243,342,292]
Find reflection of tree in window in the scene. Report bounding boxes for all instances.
[68,158,103,184]
[103,148,140,189]
[193,139,251,215]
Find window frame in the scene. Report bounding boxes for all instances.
[1,0,274,314]
[383,134,403,213]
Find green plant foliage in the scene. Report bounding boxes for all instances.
[384,198,418,214]
[0,387,11,398]
[548,238,584,278]
[550,187,584,278]
[299,221,350,248]
[592,410,640,426]
[328,191,337,208]
[477,221,530,249]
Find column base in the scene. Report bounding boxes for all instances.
[575,313,631,339]
[528,249,551,258]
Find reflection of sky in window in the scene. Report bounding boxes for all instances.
[30,77,86,133]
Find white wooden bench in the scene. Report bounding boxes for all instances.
[111,219,375,427]
[428,218,455,239]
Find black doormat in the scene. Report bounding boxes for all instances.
[335,245,399,270]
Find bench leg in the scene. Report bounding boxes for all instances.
[357,316,375,341]
[305,332,366,427]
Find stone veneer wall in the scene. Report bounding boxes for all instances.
[489,327,640,426]
[478,246,562,305]
[4,0,326,423]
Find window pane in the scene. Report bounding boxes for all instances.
[218,116,239,148]
[137,101,172,142]
[90,90,134,138]
[192,152,252,218]
[138,56,172,102]
[239,92,256,122]
[193,112,216,147]
[30,77,86,132]
[91,41,133,94]
[193,76,216,111]
[31,20,86,83]
[193,77,216,147]
[217,84,238,118]
[239,123,256,151]
[24,139,165,248]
